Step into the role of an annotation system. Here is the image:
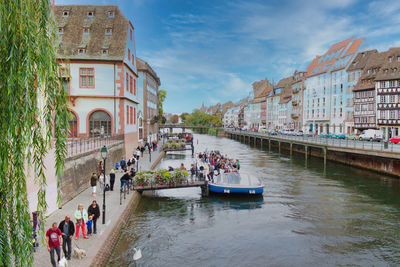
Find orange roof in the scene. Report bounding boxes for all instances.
[344,37,364,57]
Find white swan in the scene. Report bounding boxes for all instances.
[133,248,142,261]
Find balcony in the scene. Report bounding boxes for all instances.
[292,100,298,106]
[291,112,299,119]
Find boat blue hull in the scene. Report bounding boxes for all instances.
[208,183,264,195]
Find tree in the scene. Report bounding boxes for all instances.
[0,1,68,265]
[158,89,167,124]
[171,114,179,124]
[183,110,222,127]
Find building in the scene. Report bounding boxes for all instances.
[277,77,294,130]
[303,37,364,134]
[375,47,400,139]
[291,70,306,130]
[251,78,273,130]
[137,58,160,144]
[351,50,380,132]
[223,106,240,128]
[55,5,139,158]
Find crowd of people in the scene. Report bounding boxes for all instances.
[195,151,240,182]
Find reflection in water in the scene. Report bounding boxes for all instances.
[109,133,400,267]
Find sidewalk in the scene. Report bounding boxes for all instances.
[33,149,163,267]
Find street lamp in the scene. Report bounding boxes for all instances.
[100,145,108,224]
[149,132,152,162]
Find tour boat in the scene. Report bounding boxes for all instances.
[208,172,264,195]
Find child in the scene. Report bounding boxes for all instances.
[115,162,120,171]
[86,215,93,235]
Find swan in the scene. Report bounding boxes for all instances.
[133,248,142,261]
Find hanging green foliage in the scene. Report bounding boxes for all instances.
[0,0,68,266]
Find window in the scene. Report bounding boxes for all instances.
[68,111,77,137]
[80,68,94,88]
[128,48,130,61]
[83,28,90,34]
[132,53,135,65]
[380,95,385,103]
[88,11,94,17]
[389,56,393,62]
[129,76,133,94]
[105,28,112,35]
[340,108,343,117]
[134,108,136,124]
[390,95,396,103]
[340,84,343,93]
[78,48,85,55]
[63,11,69,17]
[89,111,111,137]
[101,49,108,55]
[58,27,64,34]
[134,79,136,95]
[390,110,396,119]
[130,107,133,124]
[126,106,129,124]
[130,29,132,41]
[108,11,114,18]
[126,73,129,92]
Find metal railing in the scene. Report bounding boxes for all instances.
[66,134,124,158]
[226,130,400,154]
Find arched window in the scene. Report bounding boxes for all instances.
[89,111,111,137]
[68,111,78,138]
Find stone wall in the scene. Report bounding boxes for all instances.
[59,142,124,205]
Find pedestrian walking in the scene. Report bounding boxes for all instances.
[90,173,98,197]
[97,161,103,176]
[74,204,88,240]
[87,200,100,234]
[58,216,74,260]
[120,172,131,192]
[46,222,63,267]
[140,146,145,157]
[109,169,116,191]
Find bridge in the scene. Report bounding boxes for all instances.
[224,129,400,177]
[160,124,211,132]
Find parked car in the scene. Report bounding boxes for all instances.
[347,134,359,140]
[296,130,304,136]
[305,132,314,137]
[331,133,346,139]
[259,126,267,133]
[359,129,384,141]
[319,133,328,138]
[389,136,400,144]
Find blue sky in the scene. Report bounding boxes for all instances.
[56,0,400,113]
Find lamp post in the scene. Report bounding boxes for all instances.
[100,145,108,224]
[149,132,152,162]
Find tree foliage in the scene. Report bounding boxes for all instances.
[171,114,179,124]
[183,110,222,127]
[158,89,167,124]
[0,0,68,265]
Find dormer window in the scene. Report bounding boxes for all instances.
[87,11,94,17]
[108,11,114,18]
[389,56,393,62]
[78,49,85,55]
[398,56,400,62]
[352,62,356,66]
[394,68,398,73]
[384,69,388,74]
[58,27,64,34]
[63,11,69,17]
[367,69,370,74]
[83,28,90,34]
[101,49,108,55]
[105,28,112,35]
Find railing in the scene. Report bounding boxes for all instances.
[226,130,400,154]
[66,134,124,158]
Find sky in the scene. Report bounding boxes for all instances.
[56,0,400,113]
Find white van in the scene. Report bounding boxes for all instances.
[359,129,384,141]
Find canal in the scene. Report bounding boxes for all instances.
[108,133,400,266]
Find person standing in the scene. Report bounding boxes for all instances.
[88,200,100,234]
[120,171,131,192]
[58,216,75,260]
[74,204,88,240]
[90,173,97,197]
[46,222,63,267]
[140,146,145,157]
[109,169,116,191]
[120,158,126,172]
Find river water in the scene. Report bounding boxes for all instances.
[108,133,400,266]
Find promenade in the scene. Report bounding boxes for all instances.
[33,149,163,267]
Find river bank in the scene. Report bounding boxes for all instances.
[33,149,165,267]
